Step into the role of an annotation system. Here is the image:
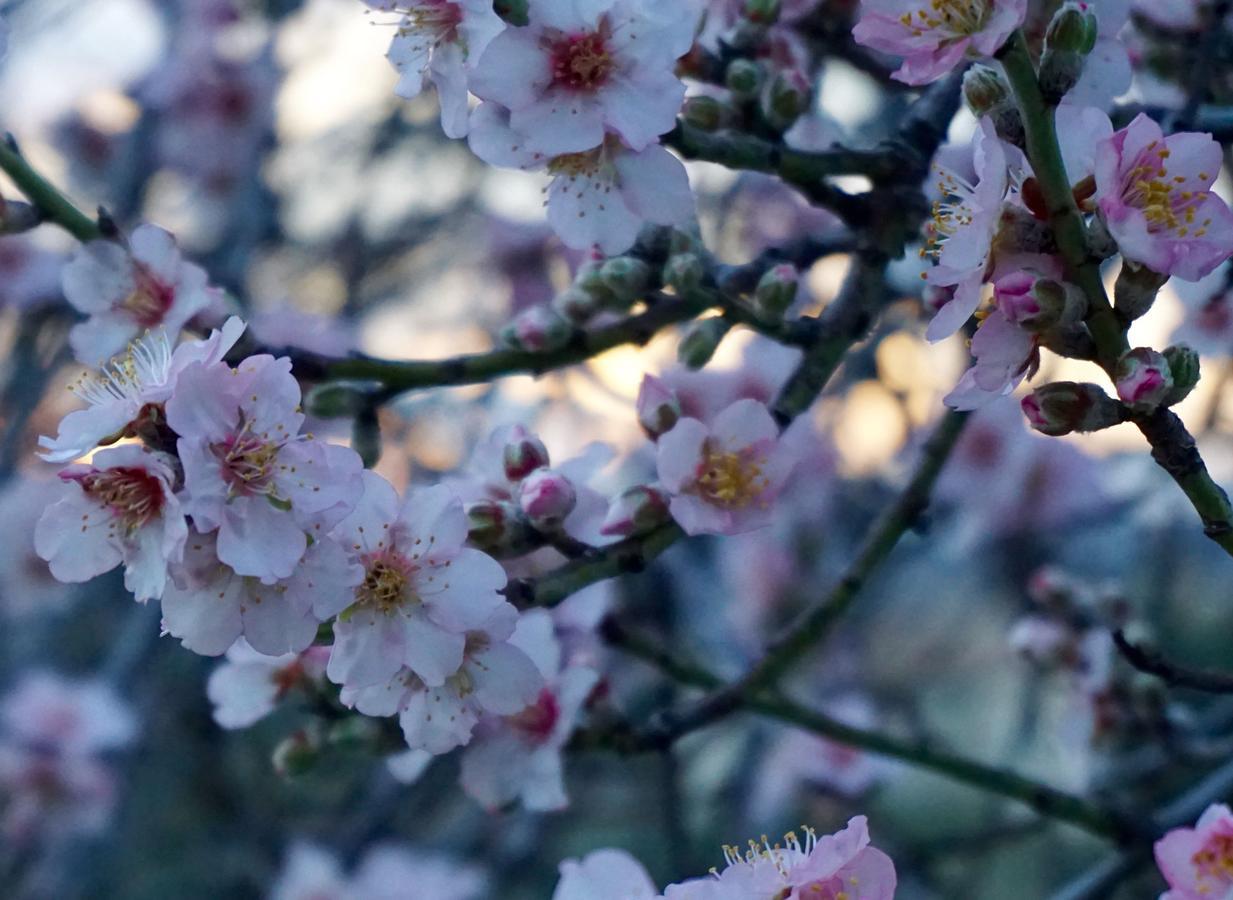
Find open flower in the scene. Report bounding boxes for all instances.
[657,398,795,536]
[553,848,658,900]
[35,444,186,602]
[853,0,1027,85]
[61,224,214,365]
[1155,803,1233,900]
[1094,113,1233,280]
[468,0,699,156]
[206,640,331,729]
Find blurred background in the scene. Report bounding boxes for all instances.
[2,0,1233,897]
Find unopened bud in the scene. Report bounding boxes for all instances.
[503,425,550,481]
[326,716,380,749]
[678,317,732,369]
[996,273,1084,332]
[682,95,728,132]
[574,259,619,306]
[725,59,764,98]
[305,380,383,418]
[1114,260,1169,324]
[518,468,577,528]
[273,728,321,777]
[993,204,1054,256]
[762,69,811,131]
[744,0,781,24]
[501,305,572,352]
[493,0,529,25]
[553,285,603,324]
[1046,2,1099,55]
[1115,348,1174,412]
[962,65,1011,116]
[636,374,681,439]
[599,256,652,305]
[753,264,799,318]
[466,499,541,557]
[663,252,706,294]
[600,485,672,537]
[989,103,1026,148]
[1039,49,1087,104]
[1163,343,1201,405]
[1022,381,1124,436]
[0,199,41,235]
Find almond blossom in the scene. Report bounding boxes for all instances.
[657,398,796,536]
[35,444,187,602]
[364,0,505,138]
[339,600,542,754]
[852,0,1027,85]
[161,530,361,656]
[553,848,658,900]
[61,224,215,365]
[270,841,488,900]
[166,353,363,582]
[468,104,694,254]
[1155,803,1233,900]
[326,475,510,691]
[467,0,699,156]
[1094,113,1233,281]
[207,640,331,729]
[39,316,245,463]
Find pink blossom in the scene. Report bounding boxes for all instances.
[944,306,1038,410]
[1,671,137,755]
[923,119,1011,341]
[1155,803,1233,899]
[270,842,487,900]
[166,353,363,582]
[1064,0,1132,107]
[162,530,361,656]
[61,224,214,365]
[39,317,245,463]
[469,105,694,254]
[0,476,76,618]
[326,475,510,691]
[468,0,699,156]
[364,0,505,139]
[460,609,598,811]
[519,467,578,527]
[637,373,681,439]
[553,848,658,900]
[1094,113,1233,280]
[656,398,796,535]
[35,444,187,602]
[207,640,331,729]
[339,602,542,754]
[853,0,1026,85]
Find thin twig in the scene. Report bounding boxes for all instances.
[1113,629,1233,693]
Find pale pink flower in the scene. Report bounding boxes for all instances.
[519,467,578,527]
[1171,262,1233,353]
[553,848,658,900]
[207,640,331,729]
[61,224,214,365]
[468,0,699,156]
[339,602,542,754]
[270,841,487,900]
[166,354,364,582]
[0,476,76,617]
[460,609,598,811]
[1,671,137,755]
[1064,0,1132,108]
[364,0,505,139]
[1155,803,1233,900]
[923,118,1011,340]
[326,475,510,691]
[268,842,348,900]
[468,104,693,254]
[1095,114,1233,280]
[35,445,187,602]
[944,306,1037,410]
[853,0,1026,85]
[39,317,246,463]
[657,398,796,536]
[162,530,360,656]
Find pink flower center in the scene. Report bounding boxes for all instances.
[121,267,176,328]
[355,549,416,615]
[1122,141,1214,238]
[695,441,769,510]
[550,31,614,91]
[216,430,281,498]
[78,466,165,530]
[1125,369,1165,403]
[1192,833,1233,887]
[898,0,991,37]
[509,688,560,743]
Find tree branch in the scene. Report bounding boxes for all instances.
[0,134,103,242]
[1113,629,1233,693]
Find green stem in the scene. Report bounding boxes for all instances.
[522,523,685,608]
[0,138,101,242]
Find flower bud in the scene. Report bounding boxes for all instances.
[725,59,764,99]
[682,95,728,132]
[996,273,1084,332]
[1046,2,1099,55]
[493,0,529,25]
[962,65,1011,116]
[503,425,550,481]
[992,203,1054,256]
[1163,343,1201,405]
[636,374,681,439]
[678,317,732,370]
[1116,348,1174,412]
[273,728,321,778]
[326,716,381,749]
[574,259,619,307]
[600,485,672,537]
[0,199,41,235]
[743,0,781,24]
[599,256,652,305]
[466,499,540,557]
[501,305,572,352]
[518,468,577,528]
[762,69,811,131]
[753,264,799,318]
[1040,31,1091,103]
[1022,382,1124,436]
[663,252,706,294]
[305,380,383,419]
[553,285,603,324]
[1114,260,1169,324]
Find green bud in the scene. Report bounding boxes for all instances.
[1022,382,1124,436]
[465,499,541,557]
[753,264,799,318]
[1163,343,1201,405]
[1046,2,1099,55]
[305,380,384,419]
[553,285,603,324]
[327,716,381,749]
[1114,260,1169,324]
[663,253,706,294]
[1038,49,1086,104]
[272,728,321,777]
[762,69,811,131]
[492,0,529,26]
[500,305,573,352]
[725,59,764,98]
[574,261,619,306]
[962,65,1011,116]
[678,317,732,370]
[599,256,652,305]
[682,95,728,132]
